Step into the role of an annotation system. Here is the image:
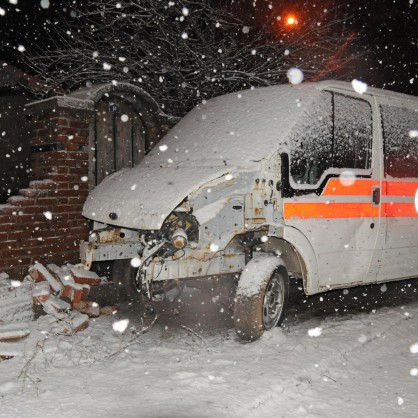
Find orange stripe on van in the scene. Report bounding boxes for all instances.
[284,202,379,219]
[323,178,379,196]
[323,179,418,197]
[284,178,418,220]
[383,203,418,217]
[384,181,418,196]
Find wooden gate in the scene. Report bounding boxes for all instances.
[94,96,146,185]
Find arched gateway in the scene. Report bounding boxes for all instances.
[69,82,178,187]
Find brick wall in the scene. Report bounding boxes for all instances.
[0,97,94,276]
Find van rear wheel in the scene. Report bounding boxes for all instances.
[234,256,289,341]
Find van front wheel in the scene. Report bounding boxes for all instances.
[111,259,140,301]
[234,256,289,341]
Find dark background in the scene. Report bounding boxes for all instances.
[0,0,416,95]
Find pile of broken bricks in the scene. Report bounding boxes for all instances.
[0,263,118,360]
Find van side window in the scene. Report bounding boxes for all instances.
[290,92,372,185]
[381,105,418,178]
[334,94,372,169]
[290,92,333,185]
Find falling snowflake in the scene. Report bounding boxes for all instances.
[210,243,219,252]
[410,342,418,354]
[10,280,21,288]
[112,319,129,333]
[339,170,356,187]
[130,257,141,268]
[415,189,418,213]
[351,79,368,95]
[308,327,322,337]
[286,68,304,85]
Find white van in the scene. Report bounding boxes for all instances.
[80,81,418,341]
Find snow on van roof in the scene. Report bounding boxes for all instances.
[145,80,417,170]
[146,82,319,169]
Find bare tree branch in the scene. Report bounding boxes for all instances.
[18,1,360,115]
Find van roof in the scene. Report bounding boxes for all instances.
[316,80,418,103]
[146,80,416,171]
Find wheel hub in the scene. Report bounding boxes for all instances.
[262,273,284,330]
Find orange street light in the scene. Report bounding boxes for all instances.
[285,15,298,26]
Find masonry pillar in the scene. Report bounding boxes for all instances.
[0,96,95,275]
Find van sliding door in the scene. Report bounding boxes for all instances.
[376,102,418,281]
[284,90,382,291]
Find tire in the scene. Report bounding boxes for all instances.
[111,259,141,301]
[234,256,289,341]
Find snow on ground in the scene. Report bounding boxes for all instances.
[0,279,417,418]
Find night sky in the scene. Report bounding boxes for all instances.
[0,0,417,96]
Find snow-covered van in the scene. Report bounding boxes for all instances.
[80,81,418,341]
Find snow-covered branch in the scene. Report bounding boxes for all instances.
[19,1,360,115]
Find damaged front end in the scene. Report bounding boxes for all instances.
[80,151,283,299]
[80,206,201,289]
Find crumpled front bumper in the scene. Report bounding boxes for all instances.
[80,240,144,270]
[80,227,144,270]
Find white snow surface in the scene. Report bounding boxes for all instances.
[1,282,417,417]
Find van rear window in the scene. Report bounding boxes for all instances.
[381,105,418,179]
[290,92,372,185]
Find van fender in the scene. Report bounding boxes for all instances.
[266,225,319,295]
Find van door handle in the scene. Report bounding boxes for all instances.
[372,187,380,206]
